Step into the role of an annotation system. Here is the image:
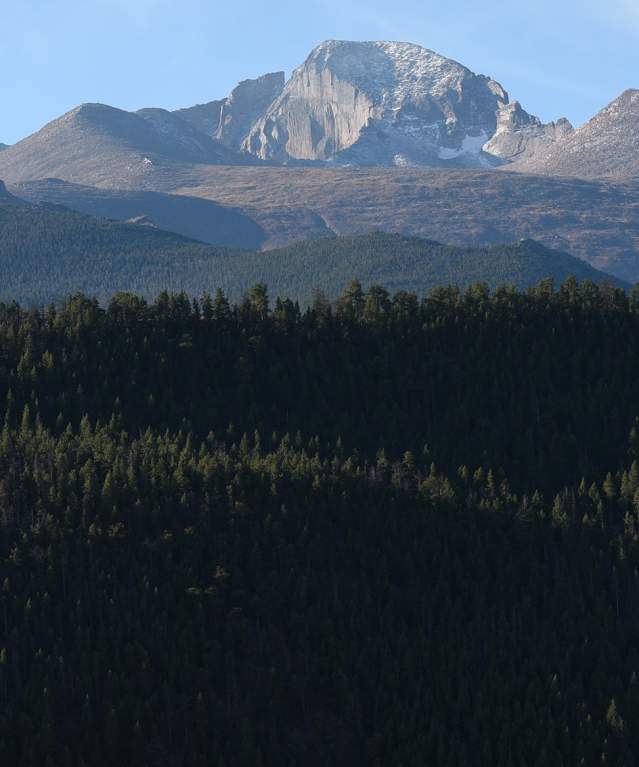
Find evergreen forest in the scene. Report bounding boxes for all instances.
[2,278,639,765]
[0,188,625,305]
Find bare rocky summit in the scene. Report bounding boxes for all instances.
[507,89,639,179]
[242,40,563,167]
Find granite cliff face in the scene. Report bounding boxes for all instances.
[171,72,284,145]
[507,89,639,179]
[215,72,285,148]
[241,40,563,167]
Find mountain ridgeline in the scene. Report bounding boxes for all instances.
[0,39,635,179]
[0,185,626,305]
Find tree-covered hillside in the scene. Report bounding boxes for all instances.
[0,187,242,305]
[1,281,639,765]
[256,233,627,303]
[0,190,626,304]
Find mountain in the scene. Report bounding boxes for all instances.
[508,89,639,179]
[0,191,625,305]
[0,143,8,152]
[242,40,565,167]
[0,102,249,188]
[171,72,285,145]
[0,180,15,199]
[0,41,634,177]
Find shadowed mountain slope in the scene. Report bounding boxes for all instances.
[10,178,265,250]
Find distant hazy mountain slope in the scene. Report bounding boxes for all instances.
[10,178,265,250]
[508,90,639,179]
[170,72,284,146]
[0,102,249,187]
[0,144,8,152]
[243,40,564,167]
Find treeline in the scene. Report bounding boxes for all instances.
[1,279,639,765]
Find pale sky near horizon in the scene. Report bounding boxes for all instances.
[1,0,637,145]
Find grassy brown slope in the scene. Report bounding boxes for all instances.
[173,166,639,282]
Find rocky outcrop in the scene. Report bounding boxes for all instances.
[215,72,285,148]
[172,99,226,137]
[507,89,639,179]
[136,107,236,161]
[484,101,573,162]
[242,40,557,168]
[170,73,284,148]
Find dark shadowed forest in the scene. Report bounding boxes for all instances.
[2,278,639,766]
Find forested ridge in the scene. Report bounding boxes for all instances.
[2,278,639,765]
[0,187,626,305]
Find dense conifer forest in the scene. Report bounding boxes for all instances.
[0,187,626,304]
[2,278,639,765]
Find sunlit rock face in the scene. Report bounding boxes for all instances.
[215,72,285,149]
[242,40,556,167]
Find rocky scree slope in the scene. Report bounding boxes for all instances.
[507,89,639,179]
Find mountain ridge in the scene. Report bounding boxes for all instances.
[0,39,577,177]
[506,89,639,179]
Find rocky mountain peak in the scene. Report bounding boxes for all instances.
[241,39,554,167]
[215,72,285,148]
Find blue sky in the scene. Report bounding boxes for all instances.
[1,0,637,144]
